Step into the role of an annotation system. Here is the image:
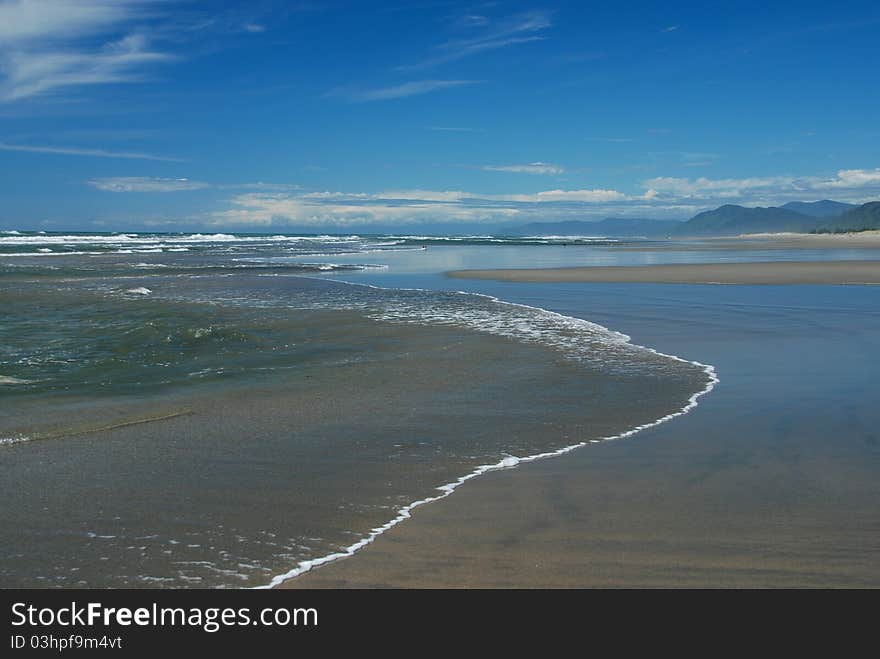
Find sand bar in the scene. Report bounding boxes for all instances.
[615,231,880,251]
[449,260,880,285]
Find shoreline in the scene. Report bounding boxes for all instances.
[448,260,880,285]
[279,281,880,588]
[270,297,719,589]
[616,231,880,252]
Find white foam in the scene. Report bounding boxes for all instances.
[255,280,719,589]
[124,287,152,295]
[0,375,31,385]
[0,435,32,446]
[2,250,106,257]
[0,232,358,247]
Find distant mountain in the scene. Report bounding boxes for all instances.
[506,218,682,237]
[675,204,821,236]
[820,201,880,232]
[781,200,855,218]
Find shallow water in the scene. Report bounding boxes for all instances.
[288,281,880,588]
[0,233,712,587]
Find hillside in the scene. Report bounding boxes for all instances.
[820,201,880,232]
[781,200,854,218]
[675,205,821,236]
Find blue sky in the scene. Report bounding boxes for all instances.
[1,0,879,232]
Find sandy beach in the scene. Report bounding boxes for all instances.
[5,234,879,589]
[710,231,880,249]
[281,281,880,588]
[448,260,880,285]
[614,232,880,252]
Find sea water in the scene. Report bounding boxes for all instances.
[0,232,716,587]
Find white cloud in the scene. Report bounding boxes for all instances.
[209,185,664,227]
[298,188,639,204]
[644,168,880,200]
[0,0,147,44]
[403,35,544,71]
[88,177,210,192]
[401,10,552,71]
[302,190,470,203]
[493,189,629,203]
[644,175,794,197]
[87,177,300,191]
[212,192,517,227]
[0,1,171,103]
[0,141,182,161]
[2,34,172,102]
[824,168,880,188]
[77,164,880,228]
[208,165,880,228]
[336,79,479,102]
[482,162,565,175]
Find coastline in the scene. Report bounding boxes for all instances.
[278,281,880,588]
[1,268,711,588]
[267,303,718,588]
[723,231,880,248]
[6,233,880,588]
[448,260,880,285]
[614,231,880,252]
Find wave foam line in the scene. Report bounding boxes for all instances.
[0,435,33,446]
[257,278,719,589]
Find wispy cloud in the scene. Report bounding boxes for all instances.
[88,176,301,191]
[0,0,148,44]
[399,10,552,71]
[88,177,209,192]
[0,1,172,103]
[0,142,182,161]
[482,162,565,175]
[2,34,173,102]
[334,79,479,102]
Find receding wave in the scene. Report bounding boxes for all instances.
[0,236,716,589]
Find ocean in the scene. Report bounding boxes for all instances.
[0,229,796,588]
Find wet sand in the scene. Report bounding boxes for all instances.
[449,260,880,285]
[618,232,880,252]
[282,283,880,588]
[2,301,702,588]
[710,231,880,250]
